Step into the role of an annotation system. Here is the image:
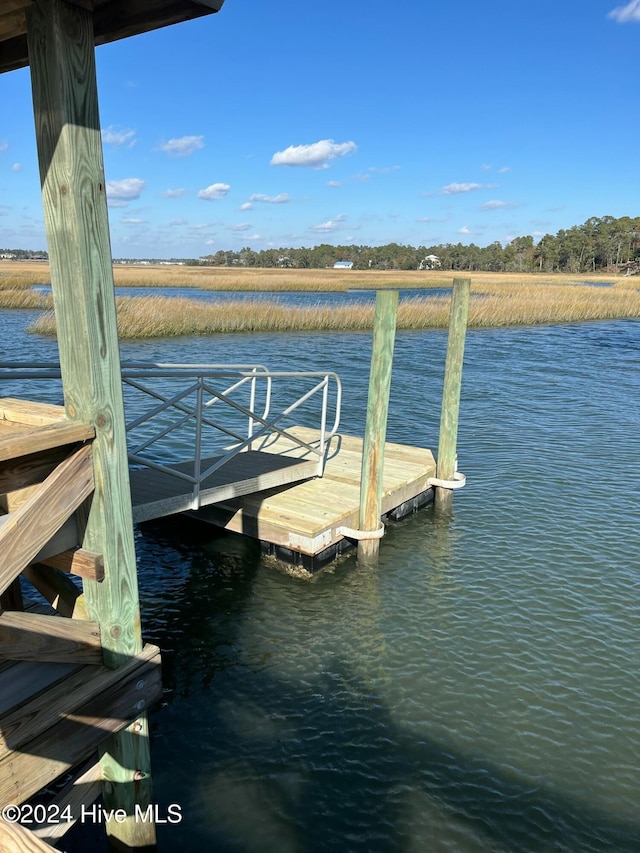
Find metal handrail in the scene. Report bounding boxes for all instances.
[0,362,342,510]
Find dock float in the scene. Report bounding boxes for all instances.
[182,427,437,571]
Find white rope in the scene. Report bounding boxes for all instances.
[337,521,385,541]
[427,471,466,490]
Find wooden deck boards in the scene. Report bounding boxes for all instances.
[0,644,161,807]
[0,399,94,462]
[192,428,436,557]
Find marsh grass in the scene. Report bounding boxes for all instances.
[28,281,640,339]
[2,260,622,292]
[0,289,52,309]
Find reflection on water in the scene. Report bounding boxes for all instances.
[4,310,639,852]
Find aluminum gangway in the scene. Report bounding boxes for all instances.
[0,362,342,525]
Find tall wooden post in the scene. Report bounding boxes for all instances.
[26,1,155,849]
[435,278,470,512]
[358,290,398,563]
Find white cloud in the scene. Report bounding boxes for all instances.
[11,163,22,172]
[0,142,8,152]
[169,218,187,226]
[121,217,146,224]
[106,178,145,202]
[327,180,342,188]
[271,139,357,168]
[459,225,473,234]
[608,0,640,21]
[309,219,341,233]
[162,188,186,198]
[442,182,483,194]
[197,183,230,200]
[240,202,253,211]
[228,223,252,231]
[498,166,512,173]
[102,126,136,147]
[481,163,492,171]
[248,193,291,204]
[156,135,205,157]
[480,199,520,211]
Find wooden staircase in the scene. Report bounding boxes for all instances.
[0,399,161,846]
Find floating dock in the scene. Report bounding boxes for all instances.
[132,427,436,571]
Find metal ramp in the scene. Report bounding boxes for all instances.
[120,363,341,523]
[130,450,319,523]
[0,362,342,525]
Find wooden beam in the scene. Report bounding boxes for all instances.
[0,650,162,807]
[0,445,94,597]
[0,398,71,427]
[0,578,24,612]
[0,422,94,464]
[0,442,82,494]
[26,1,155,845]
[0,822,57,853]
[0,610,102,663]
[22,564,86,618]
[0,645,159,760]
[435,278,470,511]
[40,548,105,582]
[358,290,398,563]
[33,761,102,844]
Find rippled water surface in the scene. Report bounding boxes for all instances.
[4,312,640,852]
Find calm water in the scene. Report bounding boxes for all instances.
[3,311,640,852]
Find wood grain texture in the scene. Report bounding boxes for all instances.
[22,564,85,618]
[33,761,102,843]
[0,645,159,760]
[26,2,155,841]
[0,650,162,808]
[39,548,104,582]
[0,445,94,597]
[0,610,101,663]
[0,823,57,853]
[0,422,94,464]
[194,427,436,555]
[358,291,398,562]
[435,278,470,511]
[27,0,142,659]
[0,441,84,493]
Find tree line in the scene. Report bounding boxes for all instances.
[197,215,640,274]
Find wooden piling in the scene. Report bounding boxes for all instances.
[26,0,155,847]
[357,290,398,563]
[435,278,470,511]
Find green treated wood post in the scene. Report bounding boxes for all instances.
[26,1,155,849]
[358,290,398,563]
[435,278,470,512]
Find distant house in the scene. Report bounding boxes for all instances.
[333,260,353,269]
[419,254,441,270]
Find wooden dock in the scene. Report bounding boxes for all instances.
[0,399,162,849]
[186,427,437,569]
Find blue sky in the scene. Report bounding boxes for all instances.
[1,0,639,258]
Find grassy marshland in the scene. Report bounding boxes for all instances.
[27,282,640,339]
[0,260,623,292]
[4,261,639,338]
